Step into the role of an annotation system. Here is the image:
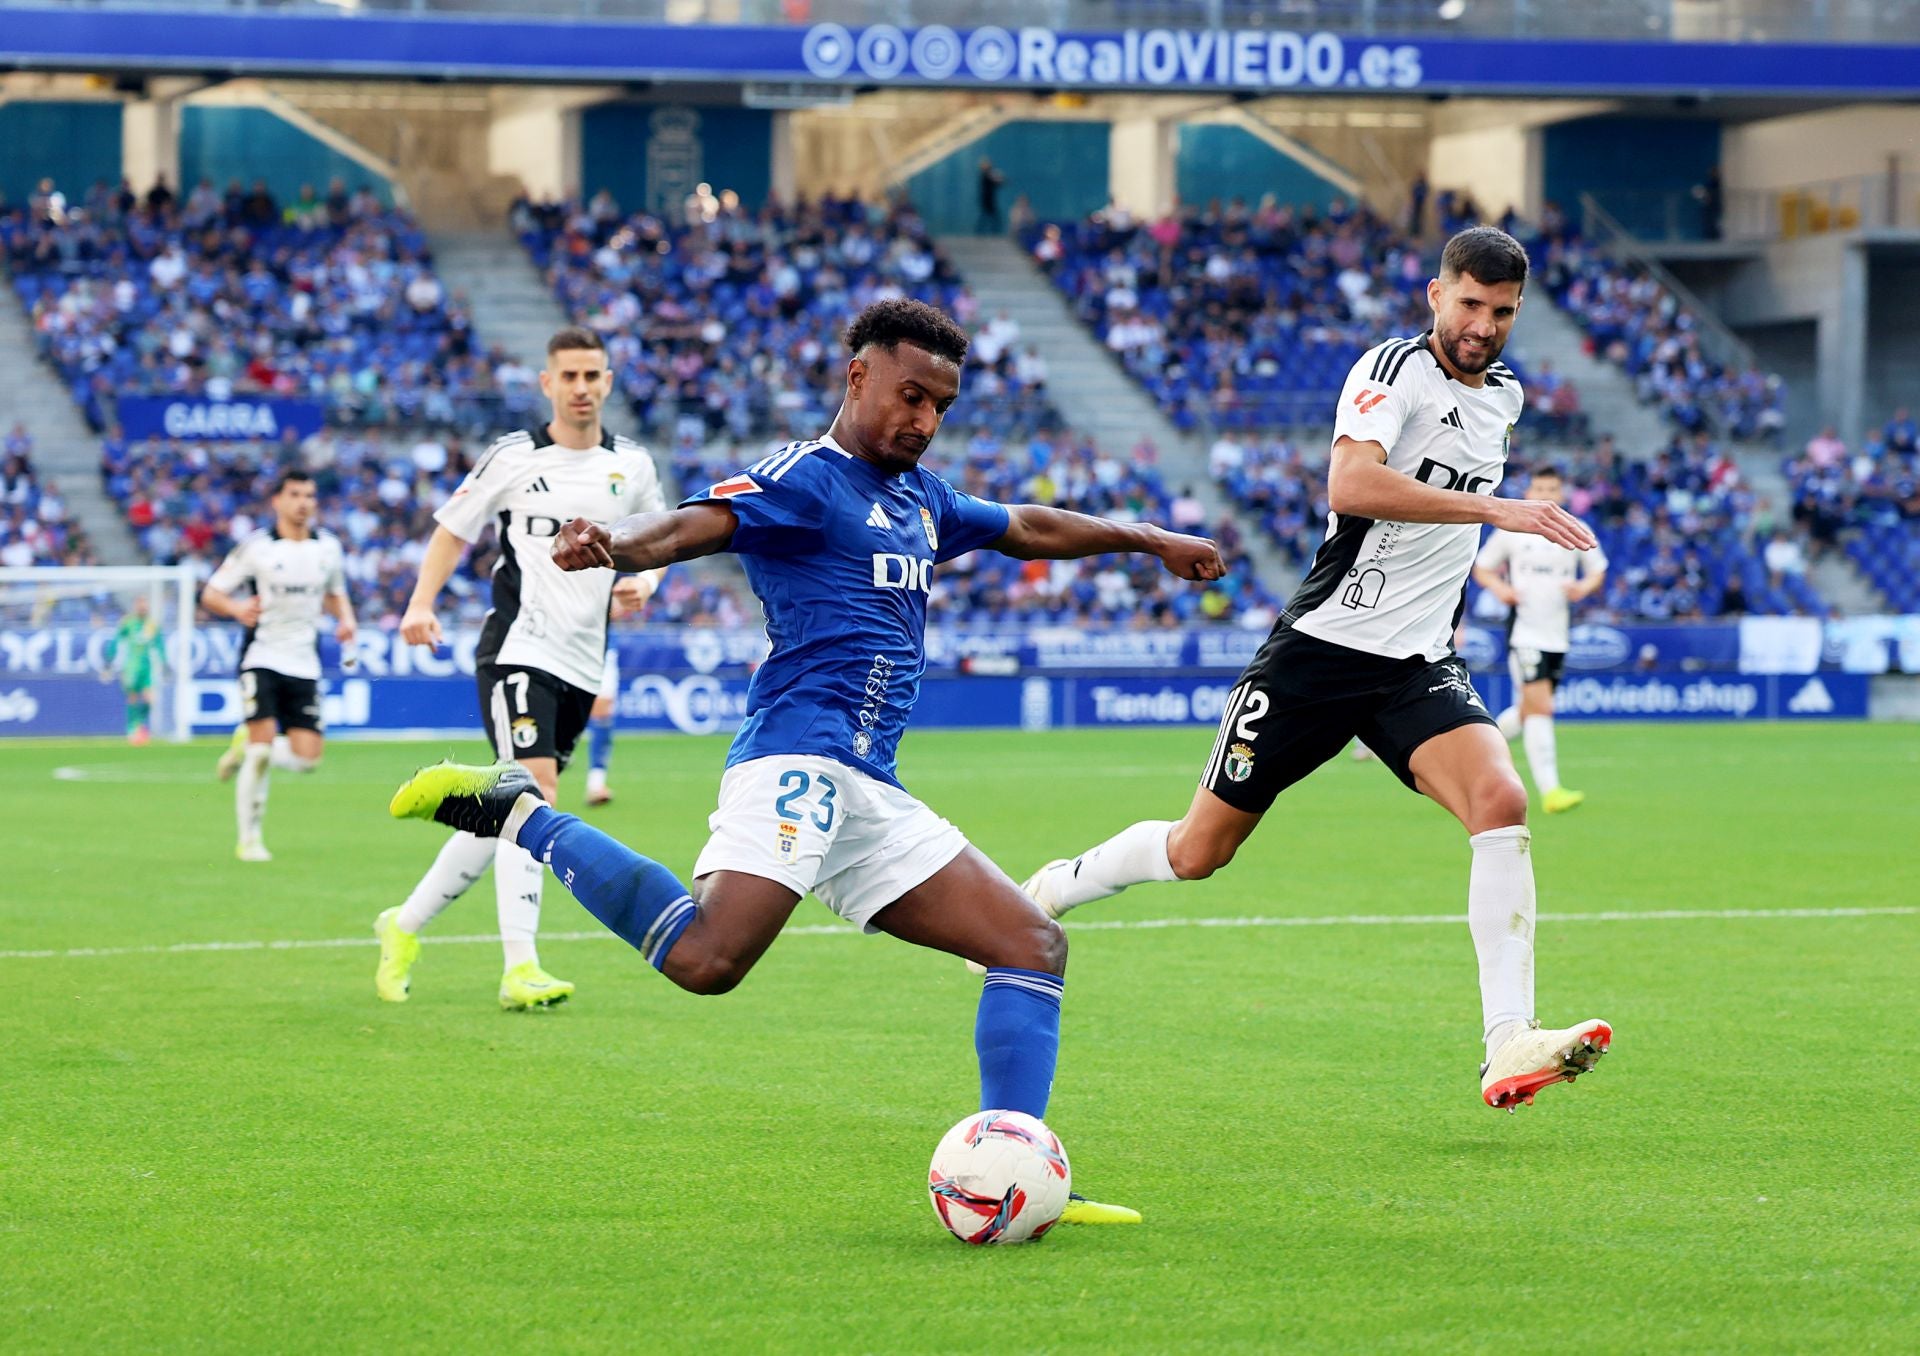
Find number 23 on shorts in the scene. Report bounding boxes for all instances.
[773,769,838,831]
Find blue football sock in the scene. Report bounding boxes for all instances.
[976,968,1064,1119]
[515,805,694,969]
[587,716,613,774]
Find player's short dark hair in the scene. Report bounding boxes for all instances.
[845,297,969,367]
[546,326,607,358]
[1441,226,1529,291]
[271,468,315,495]
[1530,464,1564,481]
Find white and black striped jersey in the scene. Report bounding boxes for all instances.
[1475,527,1607,652]
[1288,334,1524,662]
[207,528,348,681]
[435,426,666,693]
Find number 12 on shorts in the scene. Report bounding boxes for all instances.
[774,769,837,832]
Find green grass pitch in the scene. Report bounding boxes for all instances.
[3,722,1916,1352]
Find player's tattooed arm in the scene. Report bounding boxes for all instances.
[552,504,738,573]
[993,505,1226,581]
[1330,437,1597,551]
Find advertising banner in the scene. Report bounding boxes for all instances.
[114,396,328,443]
[2,10,1917,99]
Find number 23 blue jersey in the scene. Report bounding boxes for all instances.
[682,436,1011,788]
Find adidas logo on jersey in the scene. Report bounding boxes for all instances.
[867,504,892,531]
[526,476,552,493]
[1441,408,1464,429]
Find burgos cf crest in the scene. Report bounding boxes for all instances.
[919,506,939,552]
[1225,742,1254,782]
[608,471,627,498]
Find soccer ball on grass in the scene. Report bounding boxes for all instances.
[927,1110,1071,1244]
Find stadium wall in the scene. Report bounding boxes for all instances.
[0,100,121,208]
[1174,124,1347,213]
[1721,105,1920,197]
[1542,115,1722,241]
[179,106,393,206]
[581,103,772,216]
[904,120,1110,235]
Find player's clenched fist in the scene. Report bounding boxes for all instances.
[1158,532,1227,581]
[552,518,616,571]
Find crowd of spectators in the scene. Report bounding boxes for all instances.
[673,430,1283,628]
[1524,206,1787,442]
[4,174,525,436]
[517,192,1057,447]
[1209,424,1828,622]
[1785,412,1920,611]
[96,425,756,627]
[1025,196,1442,432]
[0,425,92,568]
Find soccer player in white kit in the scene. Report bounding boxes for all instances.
[1017,228,1617,1111]
[1473,466,1608,814]
[203,469,357,862]
[375,327,666,1009]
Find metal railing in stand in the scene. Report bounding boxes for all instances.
[1578,191,1758,377]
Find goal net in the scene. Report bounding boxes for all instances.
[0,565,199,741]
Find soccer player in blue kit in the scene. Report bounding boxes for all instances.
[389,298,1224,1225]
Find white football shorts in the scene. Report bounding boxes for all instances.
[691,755,969,931]
[597,648,620,702]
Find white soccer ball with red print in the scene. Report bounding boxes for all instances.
[927,1109,1071,1244]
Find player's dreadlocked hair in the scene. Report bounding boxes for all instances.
[845,297,970,366]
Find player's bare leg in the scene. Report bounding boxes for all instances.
[1408,723,1612,1108]
[233,716,279,861]
[884,847,1139,1226]
[270,727,325,773]
[658,871,803,994]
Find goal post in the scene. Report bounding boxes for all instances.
[0,564,199,741]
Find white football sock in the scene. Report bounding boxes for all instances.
[496,838,545,969]
[1047,820,1177,913]
[270,736,318,773]
[395,831,494,934]
[1496,705,1523,741]
[1468,825,1536,1060]
[1522,714,1560,792]
[585,767,608,796]
[236,743,272,844]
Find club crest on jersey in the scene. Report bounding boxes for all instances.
[919,506,938,552]
[511,716,539,750]
[709,474,762,499]
[1225,742,1255,783]
[609,471,627,498]
[852,730,873,759]
[777,820,800,861]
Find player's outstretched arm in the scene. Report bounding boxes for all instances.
[992,504,1225,580]
[552,503,739,574]
[1329,437,1597,551]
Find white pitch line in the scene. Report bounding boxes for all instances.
[0,905,1911,963]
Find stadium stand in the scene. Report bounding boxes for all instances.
[0,425,93,567]
[2,182,521,436]
[1787,412,1920,612]
[1024,195,1837,621]
[516,193,1057,445]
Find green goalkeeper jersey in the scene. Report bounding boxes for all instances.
[111,615,160,689]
